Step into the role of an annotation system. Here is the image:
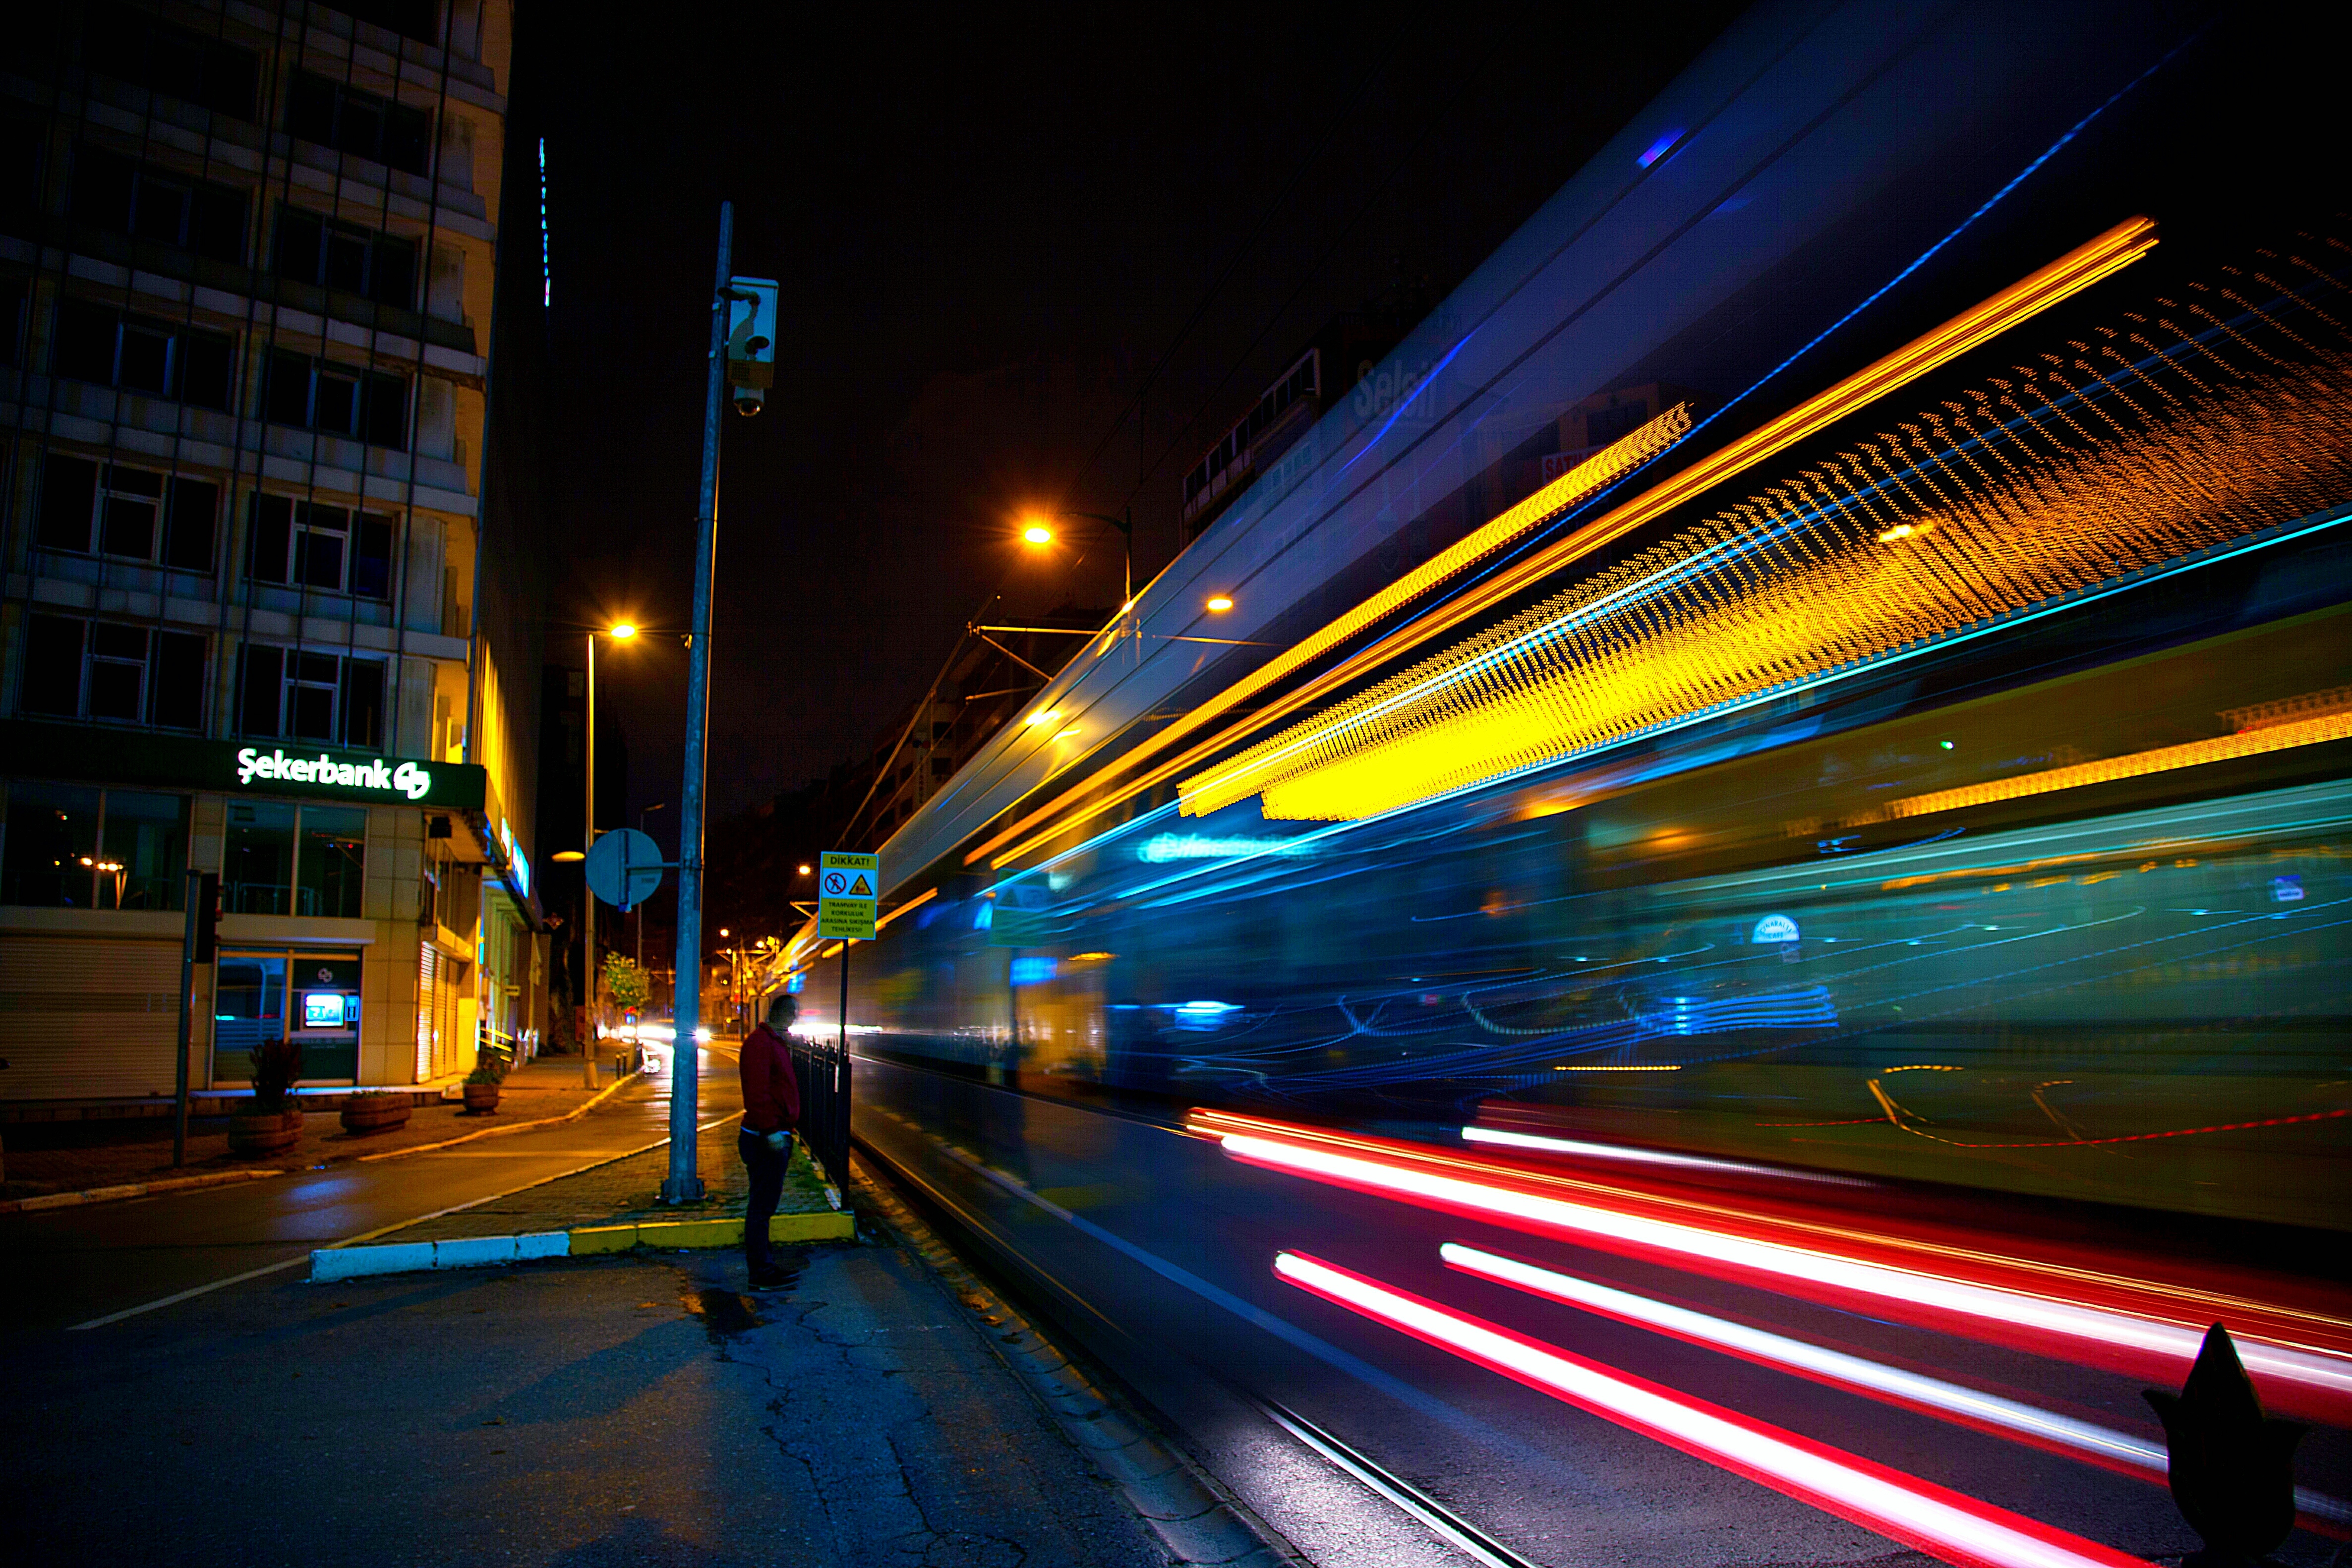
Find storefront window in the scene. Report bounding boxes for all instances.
[224,800,296,914]
[0,781,184,909]
[214,952,285,1085]
[296,805,366,918]
[217,950,359,1085]
[101,790,188,910]
[0,781,101,906]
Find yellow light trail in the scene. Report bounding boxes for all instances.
[1181,243,2351,821]
[970,219,2159,869]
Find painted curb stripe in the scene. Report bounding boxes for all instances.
[303,1212,854,1280]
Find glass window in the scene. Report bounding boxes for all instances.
[297,805,366,919]
[223,799,294,914]
[0,781,102,906]
[214,953,285,1088]
[102,790,187,911]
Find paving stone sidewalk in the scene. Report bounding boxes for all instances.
[387,1119,838,1243]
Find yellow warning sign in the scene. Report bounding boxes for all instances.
[818,849,878,940]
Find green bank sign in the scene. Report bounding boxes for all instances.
[0,720,486,811]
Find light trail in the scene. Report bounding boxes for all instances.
[1462,1126,1869,1185]
[1197,1116,2352,1420]
[1439,1243,2352,1531]
[1274,1252,2155,1568]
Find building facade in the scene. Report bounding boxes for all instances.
[0,0,543,1108]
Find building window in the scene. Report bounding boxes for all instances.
[298,805,367,918]
[341,0,441,44]
[36,453,218,571]
[235,645,386,749]
[244,494,394,598]
[0,275,26,364]
[18,613,207,729]
[83,3,261,122]
[0,780,187,910]
[273,204,416,308]
[220,802,366,919]
[287,70,430,177]
[69,144,249,263]
[52,298,234,410]
[263,350,409,449]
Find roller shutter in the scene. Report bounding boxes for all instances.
[0,936,181,1100]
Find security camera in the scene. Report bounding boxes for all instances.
[732,385,764,417]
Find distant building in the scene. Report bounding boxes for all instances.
[0,1,546,1110]
[1178,276,1431,541]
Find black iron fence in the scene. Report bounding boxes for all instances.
[788,1032,850,1188]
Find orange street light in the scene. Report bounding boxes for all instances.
[1021,523,1054,546]
[608,621,639,640]
[797,864,812,875]
[1205,595,1235,613]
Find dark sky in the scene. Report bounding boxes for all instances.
[526,2,1744,854]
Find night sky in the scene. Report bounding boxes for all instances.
[525,3,1743,854]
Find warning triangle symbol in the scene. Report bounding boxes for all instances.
[847,872,873,897]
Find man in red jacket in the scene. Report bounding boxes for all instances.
[738,991,803,1288]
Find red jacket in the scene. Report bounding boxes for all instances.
[739,1025,801,1134]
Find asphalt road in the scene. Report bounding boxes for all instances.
[0,1046,738,1335]
[850,1051,2352,1568]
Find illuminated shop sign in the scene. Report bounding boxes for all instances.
[237,747,435,800]
[0,721,487,812]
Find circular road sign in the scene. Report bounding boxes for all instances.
[585,827,665,911]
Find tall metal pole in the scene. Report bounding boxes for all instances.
[582,630,598,1086]
[661,200,732,1203]
[172,868,200,1167]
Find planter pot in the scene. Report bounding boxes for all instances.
[462,1083,501,1114]
[340,1101,412,1135]
[227,1112,299,1157]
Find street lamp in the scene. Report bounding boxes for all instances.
[548,621,646,1084]
[1019,508,1134,609]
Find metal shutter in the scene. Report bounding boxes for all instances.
[0,936,181,1100]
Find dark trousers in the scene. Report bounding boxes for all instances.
[740,1127,791,1272]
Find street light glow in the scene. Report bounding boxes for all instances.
[798,864,812,875]
[1205,595,1235,613]
[1022,523,1054,546]
[608,622,639,640]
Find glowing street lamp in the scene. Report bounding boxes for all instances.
[1021,523,1054,546]
[1205,595,1235,613]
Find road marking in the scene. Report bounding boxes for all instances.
[65,1256,310,1332]
[64,1110,745,1331]
[1253,1396,1541,1568]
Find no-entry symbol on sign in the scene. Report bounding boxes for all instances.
[819,850,879,940]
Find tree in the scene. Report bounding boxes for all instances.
[602,953,650,1016]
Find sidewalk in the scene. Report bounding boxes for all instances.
[0,1054,631,1201]
[313,1117,853,1278]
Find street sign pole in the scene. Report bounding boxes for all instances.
[173,869,199,1168]
[816,850,877,1174]
[660,200,733,1205]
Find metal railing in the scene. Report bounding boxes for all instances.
[787,1032,850,1188]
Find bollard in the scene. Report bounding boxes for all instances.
[2144,1323,2305,1566]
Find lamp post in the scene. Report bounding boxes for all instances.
[554,620,641,1085]
[1019,508,1133,611]
[635,801,664,975]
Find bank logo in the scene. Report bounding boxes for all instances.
[236,747,433,801]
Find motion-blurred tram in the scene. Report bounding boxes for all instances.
[764,8,2352,1563]
[777,5,2350,1236]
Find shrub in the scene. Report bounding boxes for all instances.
[249,1037,305,1113]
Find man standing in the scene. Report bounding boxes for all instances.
[738,992,803,1288]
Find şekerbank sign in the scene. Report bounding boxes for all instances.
[0,720,486,811]
[236,747,435,800]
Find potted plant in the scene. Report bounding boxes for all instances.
[229,1038,305,1156]
[462,1060,504,1113]
[339,1090,412,1135]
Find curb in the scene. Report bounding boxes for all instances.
[0,1167,286,1215]
[308,1211,854,1279]
[850,1150,1302,1568]
[354,1070,642,1162]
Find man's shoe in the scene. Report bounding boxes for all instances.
[747,1267,789,1290]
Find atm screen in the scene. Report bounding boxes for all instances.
[301,992,348,1029]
